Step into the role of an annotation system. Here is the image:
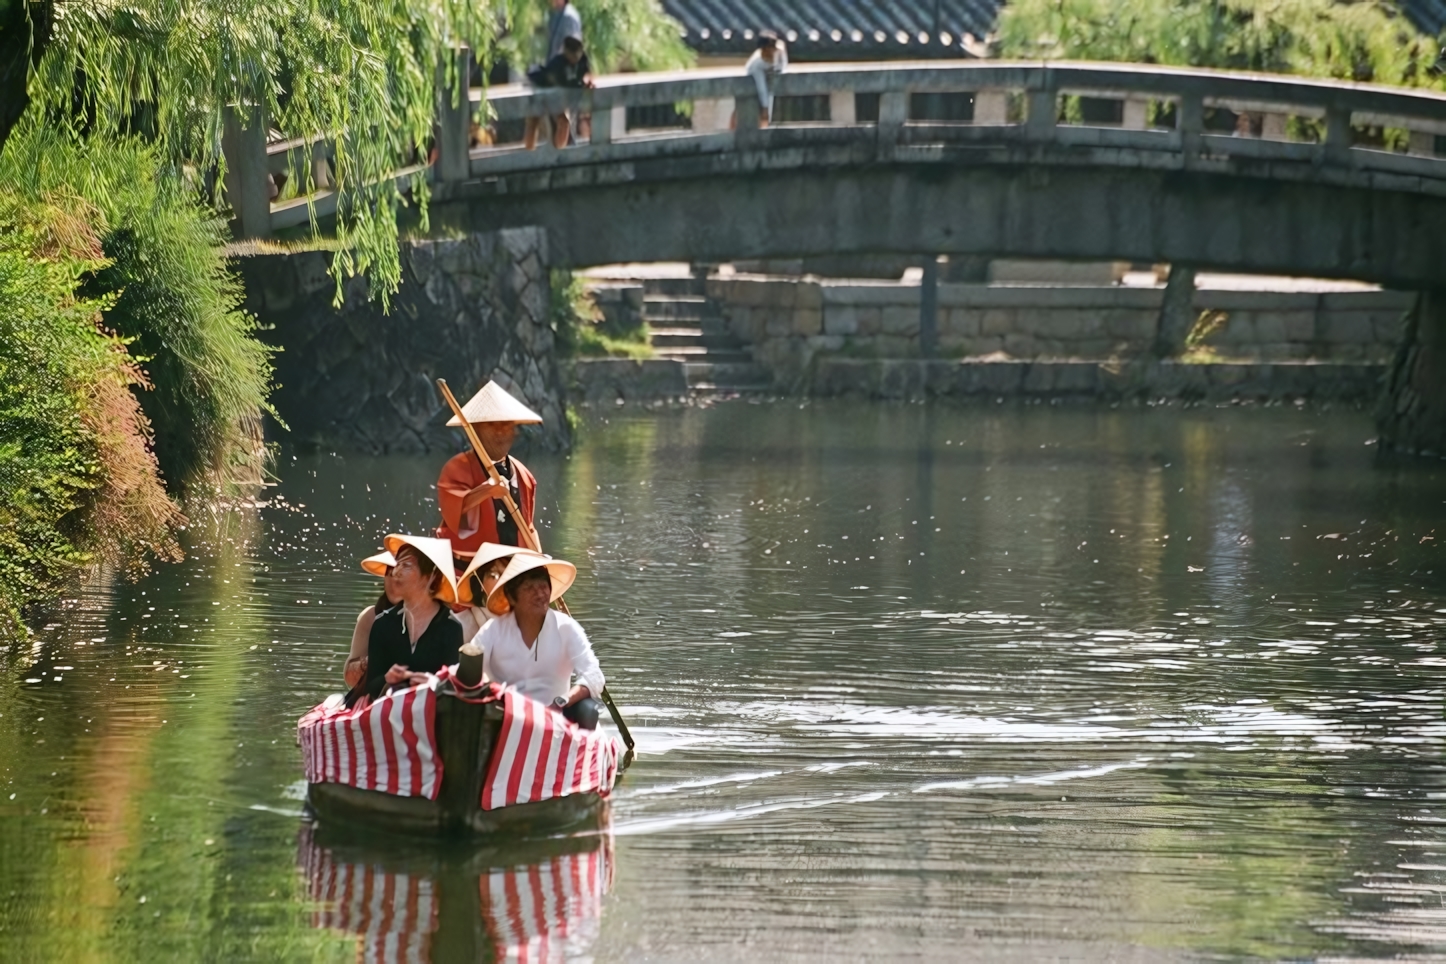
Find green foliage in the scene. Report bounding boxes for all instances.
[1183,309,1231,360]
[18,0,690,306]
[0,193,184,630]
[497,0,694,74]
[551,270,654,359]
[26,0,499,306]
[1,123,273,495]
[997,0,1442,87]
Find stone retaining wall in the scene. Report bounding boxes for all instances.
[240,228,570,453]
[706,277,1412,390]
[566,358,688,405]
[814,359,1386,402]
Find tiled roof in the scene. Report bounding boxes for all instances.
[661,0,1004,59]
[1402,0,1446,33]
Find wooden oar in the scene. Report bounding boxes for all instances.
[436,379,636,755]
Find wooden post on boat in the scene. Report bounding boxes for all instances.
[436,379,636,755]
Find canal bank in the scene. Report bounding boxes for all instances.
[235,238,1412,451]
[576,268,1408,405]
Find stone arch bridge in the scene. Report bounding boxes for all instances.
[230,61,1446,454]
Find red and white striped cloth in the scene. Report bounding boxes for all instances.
[298,684,442,800]
[300,827,439,964]
[481,688,622,810]
[480,840,614,963]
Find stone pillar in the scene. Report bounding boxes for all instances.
[1378,290,1446,457]
[1154,264,1197,358]
[919,256,940,358]
[735,94,763,147]
[878,90,908,140]
[222,106,271,239]
[829,90,856,124]
[1178,94,1203,166]
[973,90,1008,125]
[1025,89,1056,140]
[436,47,474,183]
[240,226,571,453]
[1324,107,1353,165]
[1122,96,1149,131]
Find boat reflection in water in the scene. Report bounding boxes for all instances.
[298,819,613,962]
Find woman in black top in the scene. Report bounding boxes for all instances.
[356,542,463,704]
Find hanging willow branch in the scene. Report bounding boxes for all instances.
[12,0,691,306]
[21,0,494,306]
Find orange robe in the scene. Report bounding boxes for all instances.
[435,451,537,553]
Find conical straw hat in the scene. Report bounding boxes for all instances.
[485,553,578,616]
[441,544,544,606]
[382,534,460,601]
[360,550,396,577]
[446,380,543,427]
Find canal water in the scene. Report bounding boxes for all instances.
[1,399,1443,961]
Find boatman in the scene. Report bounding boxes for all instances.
[435,380,543,554]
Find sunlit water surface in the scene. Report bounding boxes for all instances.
[1,400,1444,961]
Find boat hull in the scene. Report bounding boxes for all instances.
[306,690,609,838]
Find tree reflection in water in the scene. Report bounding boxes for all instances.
[298,821,613,962]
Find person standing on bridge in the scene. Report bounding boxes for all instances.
[734,31,787,129]
[544,0,591,144]
[435,381,543,554]
[547,0,582,61]
[524,36,595,149]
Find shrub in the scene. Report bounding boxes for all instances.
[3,124,272,496]
[0,193,181,631]
[551,270,653,360]
[997,0,1441,87]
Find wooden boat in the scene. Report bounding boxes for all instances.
[303,678,622,838]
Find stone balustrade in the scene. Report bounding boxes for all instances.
[226,59,1446,240]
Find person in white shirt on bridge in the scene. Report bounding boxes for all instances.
[473,552,606,729]
[736,31,787,128]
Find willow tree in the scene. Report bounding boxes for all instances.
[996,0,1441,87]
[1,0,692,301]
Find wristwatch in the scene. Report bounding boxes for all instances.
[552,696,567,708]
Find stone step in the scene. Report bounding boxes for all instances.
[656,347,755,364]
[650,330,746,351]
[643,293,707,305]
[642,301,719,322]
[642,277,704,297]
[689,381,773,395]
[644,315,729,332]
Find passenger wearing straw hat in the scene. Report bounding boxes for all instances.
[435,381,542,554]
[472,553,606,729]
[342,549,401,689]
[442,542,539,641]
[348,535,466,707]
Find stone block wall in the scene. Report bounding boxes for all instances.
[706,277,1412,389]
[239,228,570,453]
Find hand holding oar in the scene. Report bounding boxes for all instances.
[436,379,636,756]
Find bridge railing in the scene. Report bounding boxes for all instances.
[226,58,1446,238]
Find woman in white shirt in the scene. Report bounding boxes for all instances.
[472,553,605,729]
